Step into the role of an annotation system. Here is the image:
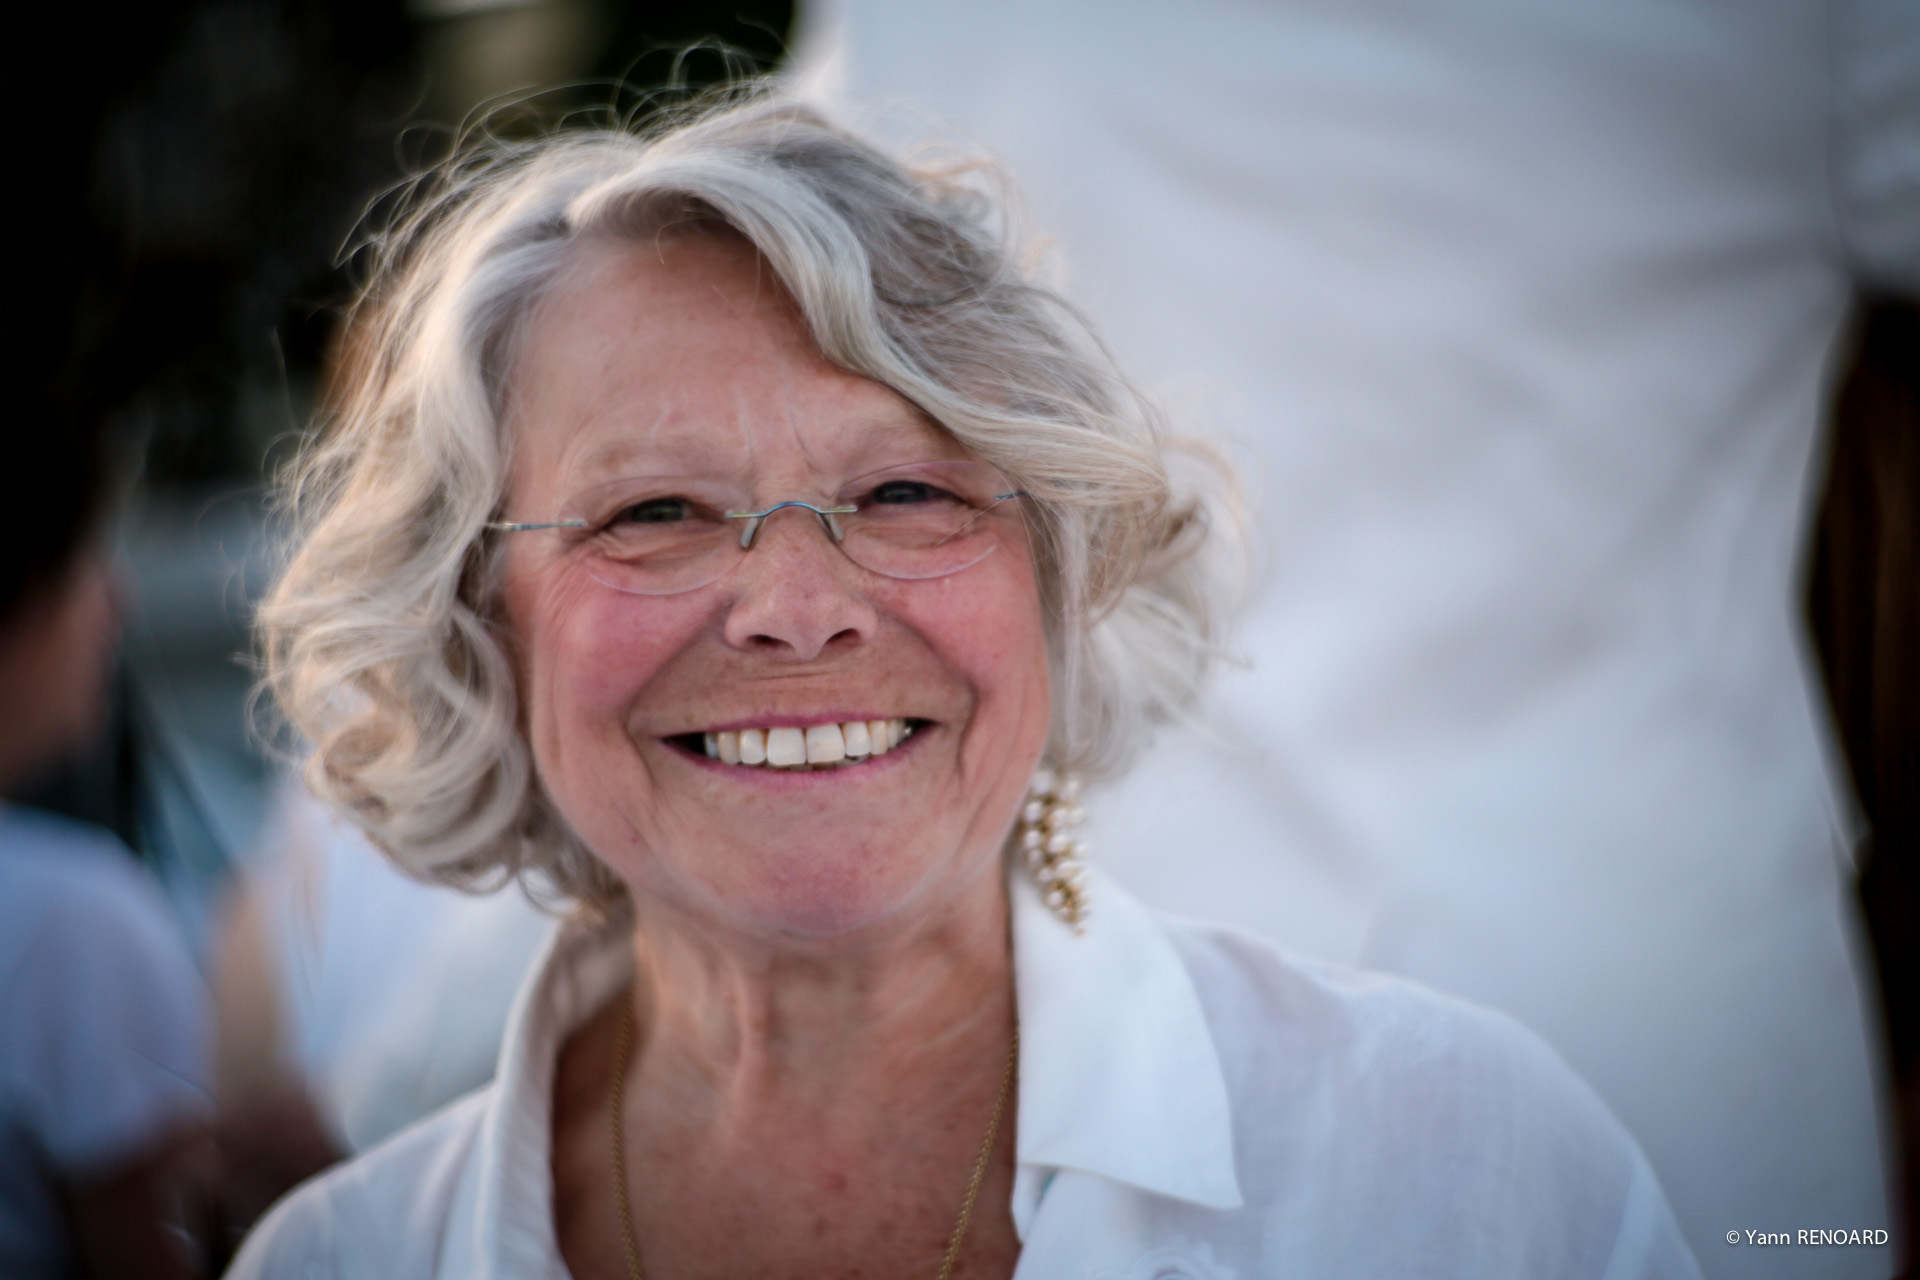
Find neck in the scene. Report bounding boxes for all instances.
[620,863,1015,1135]
[551,860,1024,1277]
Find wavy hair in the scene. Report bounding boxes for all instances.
[260,88,1236,905]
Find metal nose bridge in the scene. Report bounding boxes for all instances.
[725,500,861,551]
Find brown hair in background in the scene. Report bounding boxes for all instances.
[1807,296,1920,1247]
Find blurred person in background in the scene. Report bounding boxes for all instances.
[793,0,1917,1272]
[5,0,788,1250]
[3,6,415,1267]
[0,354,212,1274]
[7,0,796,1266]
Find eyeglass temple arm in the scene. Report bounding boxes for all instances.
[486,519,587,532]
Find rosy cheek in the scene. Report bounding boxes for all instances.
[503,563,695,735]
[894,561,1048,732]
[558,592,703,712]
[928,554,1041,650]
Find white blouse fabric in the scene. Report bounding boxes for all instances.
[229,869,1701,1280]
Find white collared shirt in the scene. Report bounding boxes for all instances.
[229,868,1700,1279]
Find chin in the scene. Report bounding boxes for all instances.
[693,844,973,942]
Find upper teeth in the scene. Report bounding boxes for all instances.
[702,719,912,770]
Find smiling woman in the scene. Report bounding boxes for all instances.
[234,90,1702,1279]
[259,94,1205,913]
[492,228,1054,948]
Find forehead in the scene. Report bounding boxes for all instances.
[502,231,961,493]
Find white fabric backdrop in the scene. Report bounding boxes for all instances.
[792,1,1917,1274]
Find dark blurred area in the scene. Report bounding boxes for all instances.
[1808,298,1920,1242]
[12,0,793,940]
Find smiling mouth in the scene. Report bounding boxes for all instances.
[672,718,922,771]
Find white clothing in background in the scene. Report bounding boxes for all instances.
[254,781,554,1153]
[0,805,210,1278]
[229,867,1704,1279]
[794,1,1917,1273]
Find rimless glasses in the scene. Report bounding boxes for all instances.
[489,459,1029,596]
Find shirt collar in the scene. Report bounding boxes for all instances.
[470,908,632,1280]
[1010,864,1243,1228]
[469,869,1243,1274]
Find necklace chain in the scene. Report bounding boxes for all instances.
[935,1021,1019,1280]
[606,987,1018,1280]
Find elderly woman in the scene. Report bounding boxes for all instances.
[231,94,1699,1279]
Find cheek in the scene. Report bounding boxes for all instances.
[502,567,703,763]
[901,555,1051,730]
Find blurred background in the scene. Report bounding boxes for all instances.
[10,3,792,1264]
[20,0,795,960]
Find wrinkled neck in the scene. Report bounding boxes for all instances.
[620,865,1014,1126]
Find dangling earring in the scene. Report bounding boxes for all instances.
[1018,766,1088,932]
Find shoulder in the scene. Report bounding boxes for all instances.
[0,806,173,934]
[0,807,210,1170]
[1158,914,1698,1277]
[1161,913,1591,1109]
[0,807,198,995]
[227,1087,493,1280]
[0,806,205,1044]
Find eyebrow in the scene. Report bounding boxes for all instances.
[560,404,960,491]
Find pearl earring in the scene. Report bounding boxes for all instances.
[1018,766,1088,932]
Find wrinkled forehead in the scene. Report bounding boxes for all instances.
[501,229,966,504]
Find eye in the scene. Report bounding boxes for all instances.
[867,479,955,506]
[613,496,695,525]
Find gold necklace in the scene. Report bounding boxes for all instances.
[607,988,1018,1280]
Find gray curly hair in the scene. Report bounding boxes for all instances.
[259,89,1233,906]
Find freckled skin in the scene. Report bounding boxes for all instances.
[506,232,1034,1278]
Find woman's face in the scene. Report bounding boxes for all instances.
[497,233,1051,941]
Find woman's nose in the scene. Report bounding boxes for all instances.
[719,506,879,660]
